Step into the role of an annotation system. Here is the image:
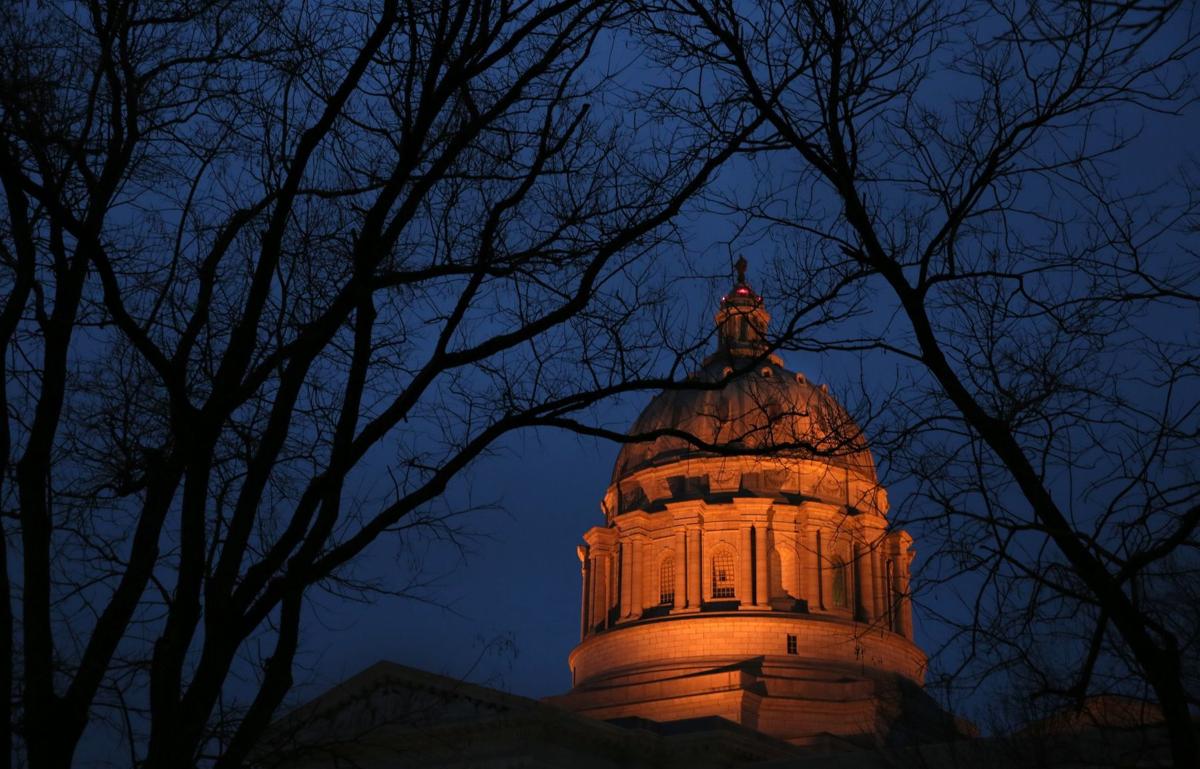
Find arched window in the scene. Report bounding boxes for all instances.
[659,555,675,605]
[831,556,848,609]
[712,549,736,598]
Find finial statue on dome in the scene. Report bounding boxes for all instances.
[722,255,760,306]
[711,255,774,362]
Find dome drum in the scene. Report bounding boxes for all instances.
[566,612,928,690]
[575,502,913,638]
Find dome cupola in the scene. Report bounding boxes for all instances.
[714,255,771,359]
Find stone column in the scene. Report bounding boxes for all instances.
[579,546,591,640]
[673,529,686,610]
[630,537,643,618]
[870,538,884,624]
[822,530,836,611]
[810,527,826,610]
[899,554,914,639]
[849,542,859,618]
[885,556,897,632]
[590,551,600,628]
[867,541,880,623]
[605,552,615,627]
[739,525,754,607]
[619,541,633,619]
[688,527,702,608]
[883,537,892,619]
[868,539,878,623]
[792,530,801,602]
[755,525,769,607]
[855,542,873,623]
[590,551,604,628]
[593,551,610,631]
[797,523,813,605]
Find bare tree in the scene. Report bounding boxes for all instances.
[0,1,768,767]
[633,0,1200,766]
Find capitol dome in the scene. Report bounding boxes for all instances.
[612,356,877,492]
[549,260,949,748]
[606,260,877,518]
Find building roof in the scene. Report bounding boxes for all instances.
[612,356,876,486]
[259,660,804,769]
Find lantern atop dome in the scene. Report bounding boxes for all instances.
[715,256,770,359]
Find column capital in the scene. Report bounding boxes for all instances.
[613,510,651,537]
[857,511,889,534]
[583,525,617,549]
[668,509,704,527]
[730,497,773,520]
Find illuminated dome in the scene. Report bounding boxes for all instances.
[608,257,876,516]
[550,259,952,749]
[612,357,877,490]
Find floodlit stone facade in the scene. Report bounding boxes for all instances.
[550,261,930,747]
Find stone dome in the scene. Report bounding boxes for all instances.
[612,357,877,485]
[610,258,877,509]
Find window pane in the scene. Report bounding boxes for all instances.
[713,550,735,598]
